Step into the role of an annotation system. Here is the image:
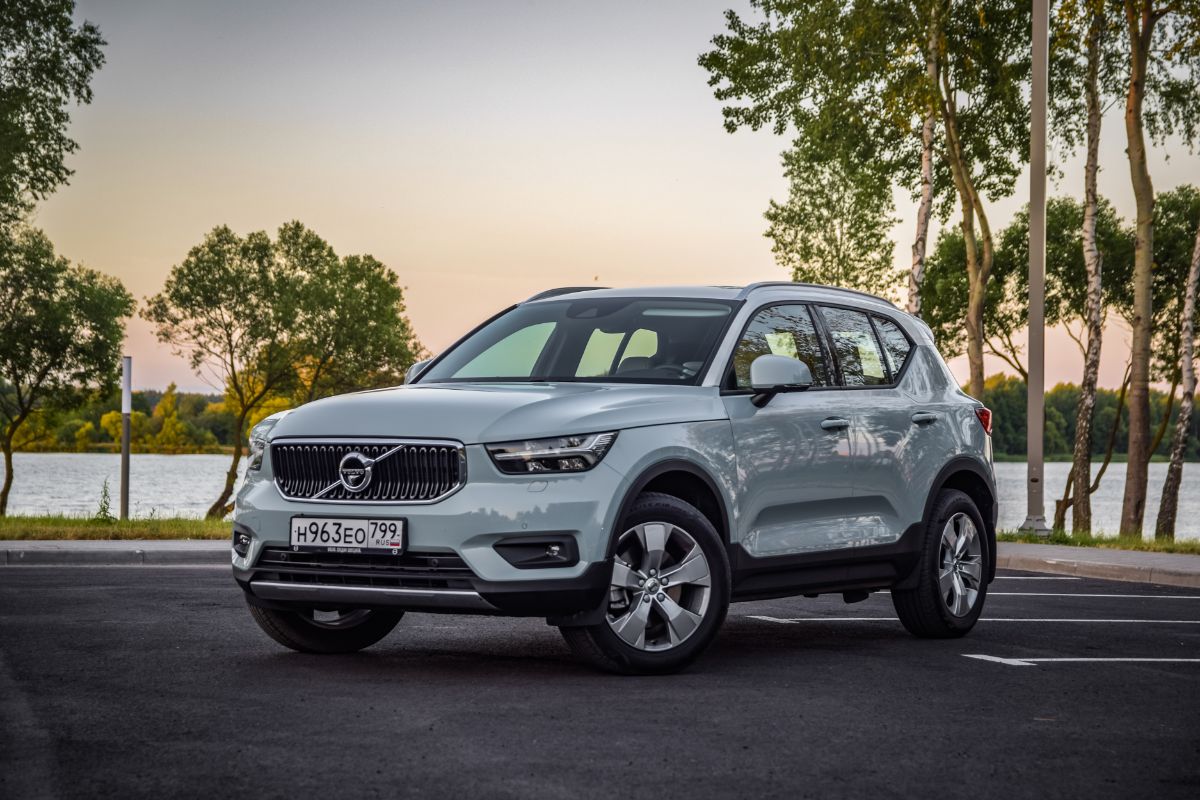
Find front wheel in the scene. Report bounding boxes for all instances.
[560,492,730,675]
[248,604,403,654]
[892,489,989,638]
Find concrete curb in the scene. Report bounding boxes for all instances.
[2,541,227,566]
[997,543,1200,589]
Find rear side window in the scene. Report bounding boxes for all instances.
[731,304,829,389]
[818,306,888,386]
[872,315,913,377]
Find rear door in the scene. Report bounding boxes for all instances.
[721,304,857,557]
[814,305,931,545]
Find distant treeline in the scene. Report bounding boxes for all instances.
[15,384,235,454]
[982,374,1200,460]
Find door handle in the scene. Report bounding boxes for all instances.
[820,417,850,431]
[911,411,940,424]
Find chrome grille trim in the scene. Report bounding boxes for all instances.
[270,437,467,504]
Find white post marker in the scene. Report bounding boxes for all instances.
[1020,0,1051,535]
[120,355,131,520]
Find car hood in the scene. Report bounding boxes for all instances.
[267,382,728,444]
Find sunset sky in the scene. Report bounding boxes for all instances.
[34,0,1200,394]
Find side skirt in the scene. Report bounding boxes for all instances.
[728,523,923,602]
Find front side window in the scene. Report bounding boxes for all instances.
[730,304,829,389]
[419,297,736,384]
[819,306,888,386]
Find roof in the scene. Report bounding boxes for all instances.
[523,282,897,309]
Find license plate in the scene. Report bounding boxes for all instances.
[289,517,406,553]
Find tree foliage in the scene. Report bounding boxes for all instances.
[280,222,422,402]
[0,0,105,225]
[143,222,423,517]
[0,225,133,514]
[921,196,1134,376]
[763,145,900,298]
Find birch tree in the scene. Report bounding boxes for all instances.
[1156,197,1200,541]
[1117,1,1200,536]
[700,1,1032,398]
[909,4,941,315]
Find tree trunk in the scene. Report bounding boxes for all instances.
[937,64,990,399]
[207,408,248,519]
[1148,373,1178,458]
[1156,220,1200,540]
[1072,9,1106,536]
[0,437,13,517]
[1118,1,1156,538]
[908,8,938,317]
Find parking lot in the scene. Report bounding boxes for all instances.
[2,565,1197,799]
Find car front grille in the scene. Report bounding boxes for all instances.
[271,439,465,503]
[253,547,477,590]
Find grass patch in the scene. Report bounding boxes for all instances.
[998,530,1200,556]
[0,515,229,540]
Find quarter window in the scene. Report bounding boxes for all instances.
[818,306,888,386]
[873,315,913,377]
[731,304,829,389]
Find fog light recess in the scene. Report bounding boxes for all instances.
[232,524,253,557]
[494,535,579,569]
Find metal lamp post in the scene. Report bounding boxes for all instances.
[1020,0,1051,535]
[120,355,131,520]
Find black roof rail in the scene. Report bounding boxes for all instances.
[523,286,609,303]
[735,281,896,307]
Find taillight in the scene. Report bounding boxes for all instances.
[974,407,992,436]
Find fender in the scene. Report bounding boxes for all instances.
[908,454,998,586]
[550,458,732,628]
[606,458,734,556]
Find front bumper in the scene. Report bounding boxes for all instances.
[232,444,622,618]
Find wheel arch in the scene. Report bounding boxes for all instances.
[923,456,998,582]
[608,459,732,556]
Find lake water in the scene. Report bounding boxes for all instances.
[4,453,1197,540]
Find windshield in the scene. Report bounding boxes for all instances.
[419,297,739,384]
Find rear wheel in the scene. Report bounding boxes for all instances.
[892,489,989,638]
[560,492,730,674]
[248,604,403,654]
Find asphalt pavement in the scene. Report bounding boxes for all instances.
[1,565,1197,799]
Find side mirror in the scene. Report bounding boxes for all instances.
[749,354,813,407]
[405,357,433,384]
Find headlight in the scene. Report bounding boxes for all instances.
[487,432,618,474]
[247,410,291,471]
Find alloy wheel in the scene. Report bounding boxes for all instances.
[938,512,983,617]
[606,522,712,652]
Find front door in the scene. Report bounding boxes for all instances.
[721,303,856,557]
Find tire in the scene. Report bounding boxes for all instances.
[892,488,990,638]
[559,492,730,675]
[248,603,404,654]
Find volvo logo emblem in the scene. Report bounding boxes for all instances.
[338,451,374,492]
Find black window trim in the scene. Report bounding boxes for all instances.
[869,310,916,385]
[813,302,915,391]
[720,300,837,394]
[721,300,917,395]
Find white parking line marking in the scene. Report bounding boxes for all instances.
[747,615,1200,624]
[993,576,1081,580]
[988,593,1200,599]
[964,654,1200,667]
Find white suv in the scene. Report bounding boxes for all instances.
[233,283,996,674]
